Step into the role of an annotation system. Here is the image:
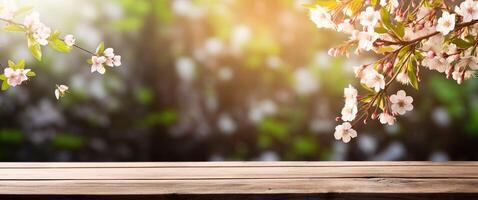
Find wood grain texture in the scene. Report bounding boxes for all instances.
[0,162,477,195]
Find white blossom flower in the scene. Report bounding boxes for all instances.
[337,19,355,33]
[103,48,115,58]
[4,67,29,87]
[357,30,379,51]
[456,56,478,70]
[390,90,413,115]
[64,34,75,47]
[90,56,106,74]
[54,84,69,100]
[422,35,444,53]
[309,5,335,29]
[455,0,478,22]
[102,48,122,67]
[334,122,357,143]
[422,55,450,73]
[24,12,51,46]
[359,7,380,29]
[344,84,358,104]
[379,112,396,125]
[362,69,385,92]
[396,72,410,85]
[341,103,357,121]
[436,12,456,35]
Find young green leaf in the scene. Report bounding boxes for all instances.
[28,36,42,61]
[407,58,419,90]
[95,42,105,55]
[48,39,71,53]
[0,74,6,80]
[26,71,36,77]
[1,80,9,91]
[7,60,15,68]
[15,59,25,69]
[3,24,25,32]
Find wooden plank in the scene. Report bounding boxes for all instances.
[0,162,477,195]
[1,178,478,195]
[1,161,478,168]
[0,165,478,179]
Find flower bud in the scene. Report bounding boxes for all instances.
[328,48,336,56]
[384,62,393,74]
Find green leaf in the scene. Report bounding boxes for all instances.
[48,39,71,53]
[380,8,392,29]
[13,5,33,16]
[26,71,36,77]
[371,0,379,6]
[7,60,15,68]
[0,74,6,80]
[360,83,375,93]
[407,58,419,90]
[27,36,42,61]
[1,80,9,91]
[451,38,473,49]
[15,59,25,69]
[95,42,105,55]
[86,58,93,65]
[348,0,364,16]
[395,22,405,38]
[374,26,388,34]
[3,24,25,32]
[377,46,395,53]
[305,0,337,9]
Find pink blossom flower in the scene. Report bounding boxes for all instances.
[334,122,357,143]
[91,56,106,74]
[4,67,29,87]
[390,90,414,115]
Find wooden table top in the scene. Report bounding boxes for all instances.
[0,162,477,195]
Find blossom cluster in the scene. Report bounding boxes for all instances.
[0,3,121,100]
[307,0,478,143]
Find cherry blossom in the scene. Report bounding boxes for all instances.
[422,55,450,73]
[379,112,396,125]
[359,7,380,29]
[455,0,478,23]
[24,12,51,46]
[309,5,335,29]
[4,67,29,87]
[436,12,456,35]
[396,72,410,85]
[341,104,357,121]
[306,0,478,143]
[55,84,69,100]
[456,56,478,70]
[334,122,357,143]
[357,30,379,51]
[390,90,413,115]
[91,56,107,74]
[363,69,385,92]
[64,34,76,47]
[344,84,357,104]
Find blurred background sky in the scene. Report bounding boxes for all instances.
[0,0,477,161]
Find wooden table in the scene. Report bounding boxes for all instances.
[0,162,477,199]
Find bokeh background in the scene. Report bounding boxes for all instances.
[0,0,477,161]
